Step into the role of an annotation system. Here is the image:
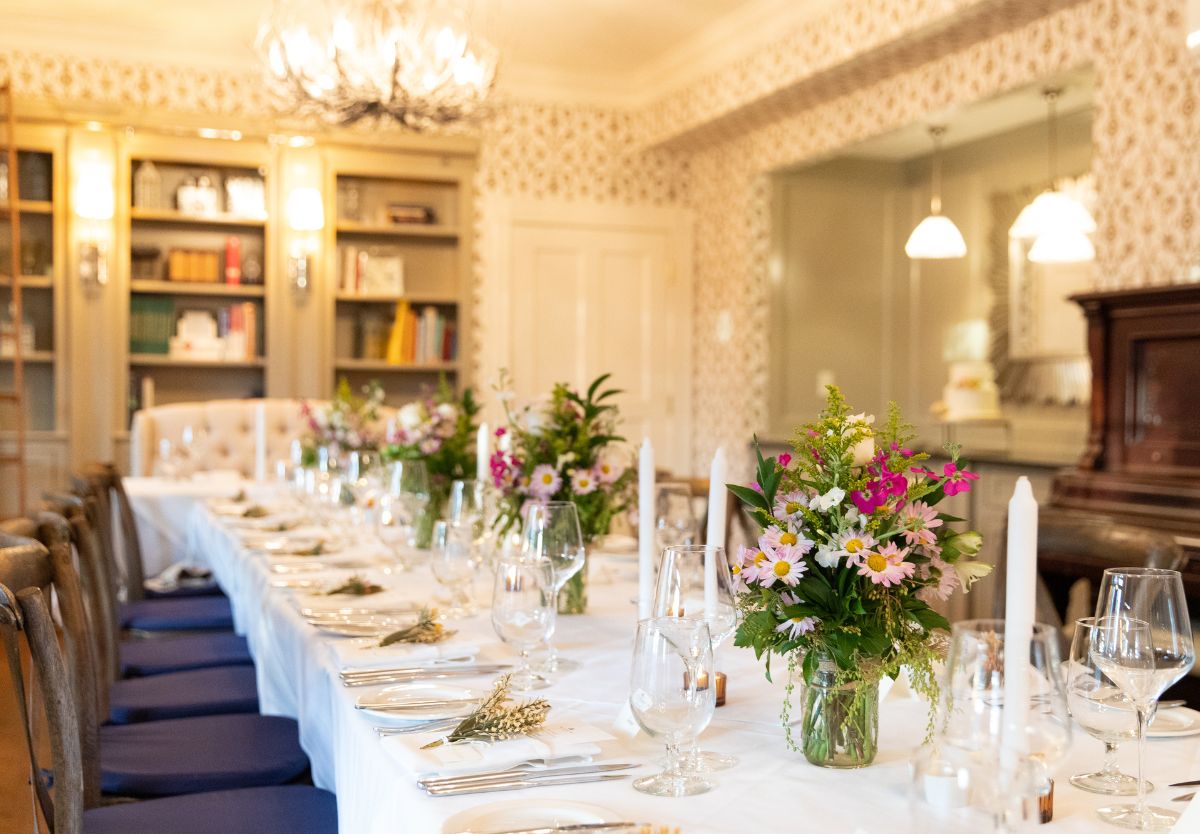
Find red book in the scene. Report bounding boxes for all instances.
[225,237,242,285]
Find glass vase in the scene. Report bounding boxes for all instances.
[801,653,879,768]
[557,552,588,615]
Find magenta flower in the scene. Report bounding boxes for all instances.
[777,453,792,468]
[941,463,979,496]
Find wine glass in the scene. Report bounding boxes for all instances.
[343,449,382,526]
[912,619,1071,832]
[656,483,697,550]
[387,459,430,545]
[155,438,180,479]
[524,501,585,673]
[179,424,208,477]
[377,496,417,571]
[491,552,556,691]
[1091,566,1195,831]
[1066,617,1144,795]
[629,616,716,797]
[651,544,738,771]
[432,520,477,618]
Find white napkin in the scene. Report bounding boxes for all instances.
[294,587,423,613]
[381,721,614,779]
[330,637,479,670]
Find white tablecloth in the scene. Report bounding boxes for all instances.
[138,483,1200,834]
[124,474,246,576]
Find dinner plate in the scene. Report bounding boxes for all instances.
[1148,706,1200,738]
[355,682,481,721]
[442,799,623,834]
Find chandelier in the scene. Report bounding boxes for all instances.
[257,0,499,130]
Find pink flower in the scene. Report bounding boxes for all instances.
[853,541,915,588]
[776,616,818,640]
[760,525,813,555]
[759,546,807,587]
[899,500,943,547]
[917,552,961,603]
[941,463,979,496]
[529,464,562,499]
[570,468,597,495]
[777,453,793,468]
[773,491,807,524]
[494,427,507,437]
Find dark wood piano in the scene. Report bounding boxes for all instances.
[1042,284,1200,701]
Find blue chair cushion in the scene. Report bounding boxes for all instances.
[144,580,225,599]
[84,785,337,833]
[108,665,259,723]
[100,714,310,797]
[120,632,252,677]
[121,595,234,631]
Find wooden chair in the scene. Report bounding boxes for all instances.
[0,531,337,833]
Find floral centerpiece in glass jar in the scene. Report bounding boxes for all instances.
[490,371,634,614]
[728,387,991,768]
[299,378,386,465]
[383,382,480,548]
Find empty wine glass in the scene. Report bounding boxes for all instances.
[343,449,383,525]
[1091,567,1195,831]
[629,616,716,797]
[525,501,585,673]
[377,496,417,571]
[491,552,556,691]
[656,483,697,550]
[432,520,477,618]
[179,424,208,477]
[911,619,1071,832]
[387,459,430,544]
[1066,617,1144,795]
[651,543,739,772]
[155,438,180,479]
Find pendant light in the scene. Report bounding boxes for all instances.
[1010,86,1096,264]
[905,125,967,260]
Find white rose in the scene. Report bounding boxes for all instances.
[398,402,424,431]
[435,403,458,421]
[848,413,876,467]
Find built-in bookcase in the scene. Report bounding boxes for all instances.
[120,134,274,423]
[324,147,472,407]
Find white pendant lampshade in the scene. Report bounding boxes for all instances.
[905,214,968,259]
[1028,227,1095,264]
[1009,189,1096,240]
[906,124,967,260]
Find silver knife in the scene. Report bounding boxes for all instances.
[341,667,510,687]
[356,697,478,711]
[464,823,646,834]
[341,662,505,677]
[419,763,637,789]
[423,772,629,797]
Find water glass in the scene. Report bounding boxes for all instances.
[491,552,556,691]
[524,501,585,672]
[629,616,716,797]
[377,496,417,571]
[432,520,478,618]
[656,482,697,550]
[387,459,431,536]
[652,544,738,771]
[1091,567,1194,831]
[1066,617,1143,795]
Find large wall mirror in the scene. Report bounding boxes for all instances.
[767,69,1094,465]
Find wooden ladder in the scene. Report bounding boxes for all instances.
[0,81,28,514]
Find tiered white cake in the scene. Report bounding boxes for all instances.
[943,359,1002,421]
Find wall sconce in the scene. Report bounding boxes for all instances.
[286,186,324,296]
[73,156,114,288]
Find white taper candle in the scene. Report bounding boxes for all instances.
[704,446,727,619]
[1002,476,1038,763]
[637,438,655,620]
[476,422,489,484]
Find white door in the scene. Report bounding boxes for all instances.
[481,198,693,475]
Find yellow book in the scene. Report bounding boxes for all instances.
[385,301,408,365]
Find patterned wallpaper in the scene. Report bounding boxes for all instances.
[2,0,1196,478]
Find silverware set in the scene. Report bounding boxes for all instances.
[373,718,460,737]
[419,762,638,797]
[340,663,510,687]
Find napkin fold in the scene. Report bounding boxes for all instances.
[381,722,614,779]
[329,637,479,670]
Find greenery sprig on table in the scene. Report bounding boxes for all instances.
[378,608,455,646]
[325,575,384,596]
[421,674,550,749]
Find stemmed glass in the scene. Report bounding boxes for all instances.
[1091,567,1195,831]
[656,483,697,550]
[911,619,1071,832]
[651,544,739,771]
[491,552,557,691]
[629,616,716,797]
[525,502,585,673]
[432,520,478,618]
[377,498,417,572]
[343,449,383,526]
[155,438,181,479]
[386,459,430,545]
[179,424,208,477]
[1066,617,1144,795]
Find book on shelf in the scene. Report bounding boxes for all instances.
[340,244,404,295]
[130,295,176,354]
[378,302,456,365]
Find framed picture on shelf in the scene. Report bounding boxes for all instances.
[361,247,405,295]
[386,203,435,225]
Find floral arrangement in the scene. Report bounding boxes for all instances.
[490,371,635,613]
[728,387,990,764]
[384,381,480,546]
[300,378,386,461]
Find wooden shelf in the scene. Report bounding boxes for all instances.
[129,354,265,369]
[0,351,54,364]
[334,359,458,373]
[335,221,459,241]
[335,292,458,305]
[0,275,53,289]
[130,207,266,229]
[131,280,265,298]
[0,200,53,216]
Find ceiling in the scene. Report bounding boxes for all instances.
[0,0,839,106]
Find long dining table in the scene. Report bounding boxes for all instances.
[127,477,1200,834]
